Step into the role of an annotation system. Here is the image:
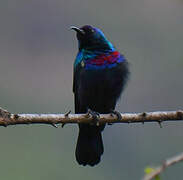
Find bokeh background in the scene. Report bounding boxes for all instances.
[0,0,183,179]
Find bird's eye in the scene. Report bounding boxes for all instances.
[86,28,95,34]
[90,29,95,33]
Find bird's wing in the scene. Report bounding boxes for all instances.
[73,65,82,113]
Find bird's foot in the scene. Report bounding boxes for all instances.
[108,110,122,125]
[87,109,100,126]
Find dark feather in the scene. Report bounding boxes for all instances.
[72,25,129,166]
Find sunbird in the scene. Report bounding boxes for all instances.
[71,25,129,166]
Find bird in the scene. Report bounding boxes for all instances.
[71,25,129,166]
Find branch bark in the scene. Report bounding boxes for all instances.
[0,107,183,127]
[143,152,183,180]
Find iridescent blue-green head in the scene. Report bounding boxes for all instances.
[71,25,115,52]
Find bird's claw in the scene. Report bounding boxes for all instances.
[109,110,122,124]
[87,109,100,126]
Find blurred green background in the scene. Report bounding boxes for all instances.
[0,0,183,179]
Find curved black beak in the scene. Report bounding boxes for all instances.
[70,26,85,35]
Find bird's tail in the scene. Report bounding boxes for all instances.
[75,124,105,166]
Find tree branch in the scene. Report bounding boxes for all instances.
[143,152,183,180]
[0,107,183,127]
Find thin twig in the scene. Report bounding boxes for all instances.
[143,152,183,180]
[0,107,183,127]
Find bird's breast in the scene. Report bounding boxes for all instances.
[82,51,125,70]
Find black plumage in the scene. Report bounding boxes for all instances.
[72,25,129,166]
